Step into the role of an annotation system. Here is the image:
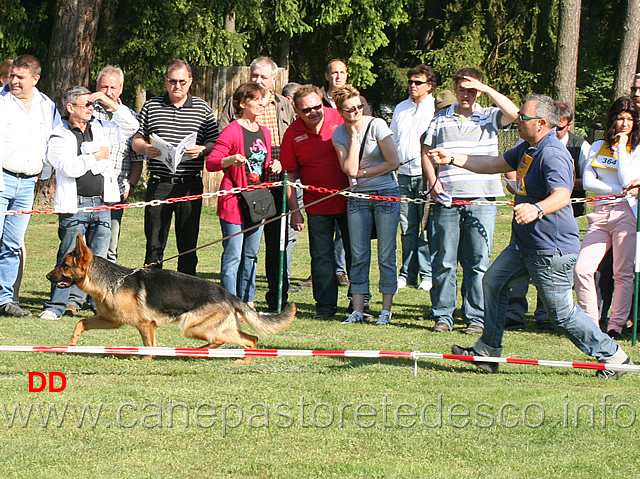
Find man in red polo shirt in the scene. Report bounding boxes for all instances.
[280,84,349,320]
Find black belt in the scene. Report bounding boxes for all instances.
[3,169,37,179]
[150,174,200,184]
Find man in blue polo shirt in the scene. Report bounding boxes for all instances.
[428,94,631,378]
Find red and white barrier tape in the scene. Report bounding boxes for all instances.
[0,345,636,376]
[0,183,627,216]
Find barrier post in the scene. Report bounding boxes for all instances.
[277,171,288,314]
[633,192,639,346]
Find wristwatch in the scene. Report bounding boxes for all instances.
[533,203,544,220]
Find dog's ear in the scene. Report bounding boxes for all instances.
[72,233,92,263]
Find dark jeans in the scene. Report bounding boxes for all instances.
[144,176,202,276]
[264,187,291,311]
[307,212,351,316]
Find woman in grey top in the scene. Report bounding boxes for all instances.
[332,85,400,325]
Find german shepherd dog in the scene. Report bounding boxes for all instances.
[46,234,296,363]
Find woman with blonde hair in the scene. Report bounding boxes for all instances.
[332,84,400,325]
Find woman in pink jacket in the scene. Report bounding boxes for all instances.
[206,82,281,307]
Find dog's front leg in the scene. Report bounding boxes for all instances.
[136,321,157,361]
[69,316,120,346]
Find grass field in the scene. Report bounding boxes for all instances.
[0,201,638,478]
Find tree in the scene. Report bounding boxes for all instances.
[554,0,582,115]
[42,0,104,109]
[613,0,640,99]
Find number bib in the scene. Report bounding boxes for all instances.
[591,142,628,170]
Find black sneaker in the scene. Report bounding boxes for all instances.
[451,345,499,373]
[536,319,554,332]
[595,357,633,379]
[0,302,32,318]
[607,330,622,341]
[504,318,525,330]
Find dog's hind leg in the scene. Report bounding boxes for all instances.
[69,316,121,346]
[135,321,157,361]
[230,330,259,365]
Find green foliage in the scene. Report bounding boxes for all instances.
[94,0,249,99]
[0,0,50,62]
[574,65,615,129]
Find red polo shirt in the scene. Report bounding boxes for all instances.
[280,107,348,215]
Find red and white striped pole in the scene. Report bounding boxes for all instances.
[0,346,637,376]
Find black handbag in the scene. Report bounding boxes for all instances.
[229,170,276,225]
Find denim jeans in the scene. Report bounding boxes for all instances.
[220,219,264,302]
[475,244,622,362]
[347,187,400,296]
[428,200,497,328]
[44,196,112,317]
[307,213,351,316]
[0,173,36,305]
[398,174,431,285]
[506,278,548,324]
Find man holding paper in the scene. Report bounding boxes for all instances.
[133,59,219,275]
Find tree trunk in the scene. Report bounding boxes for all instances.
[613,0,640,100]
[554,0,582,120]
[42,0,104,109]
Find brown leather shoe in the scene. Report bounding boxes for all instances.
[432,321,451,332]
[336,272,349,287]
[64,304,78,317]
[299,276,313,288]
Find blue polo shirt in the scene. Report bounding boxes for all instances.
[503,131,580,255]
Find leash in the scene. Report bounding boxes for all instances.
[147,158,416,269]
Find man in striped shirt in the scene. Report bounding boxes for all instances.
[422,67,518,334]
[132,59,218,276]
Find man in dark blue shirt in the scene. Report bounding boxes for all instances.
[428,94,631,378]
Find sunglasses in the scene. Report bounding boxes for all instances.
[408,80,428,86]
[555,124,568,131]
[300,104,322,114]
[75,101,96,109]
[167,78,189,86]
[517,112,542,121]
[343,104,365,114]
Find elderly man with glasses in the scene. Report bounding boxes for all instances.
[280,84,351,320]
[40,85,139,320]
[132,59,219,276]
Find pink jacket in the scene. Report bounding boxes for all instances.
[206,120,272,224]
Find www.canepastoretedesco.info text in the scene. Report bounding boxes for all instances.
[1,394,637,436]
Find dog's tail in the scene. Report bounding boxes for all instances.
[241,302,297,336]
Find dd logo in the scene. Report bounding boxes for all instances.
[28,372,67,392]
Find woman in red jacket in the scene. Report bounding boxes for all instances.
[206,82,281,307]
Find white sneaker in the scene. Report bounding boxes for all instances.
[418,279,432,291]
[39,310,60,321]
[397,277,408,289]
[376,311,392,325]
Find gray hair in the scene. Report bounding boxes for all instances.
[282,82,301,98]
[63,86,91,108]
[523,94,559,127]
[97,65,124,86]
[250,56,278,76]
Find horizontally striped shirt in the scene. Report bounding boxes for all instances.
[424,103,506,198]
[137,93,219,177]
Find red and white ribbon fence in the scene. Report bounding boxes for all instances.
[0,182,628,216]
[0,345,637,377]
